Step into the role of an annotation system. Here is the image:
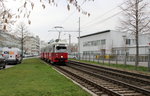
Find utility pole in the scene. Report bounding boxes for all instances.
[68,34,71,53]
[78,17,81,60]
[69,34,71,47]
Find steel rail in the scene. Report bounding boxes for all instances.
[54,65,122,96]
[67,63,150,96]
[68,61,150,86]
[69,60,150,79]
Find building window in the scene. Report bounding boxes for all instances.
[101,39,106,45]
[126,39,130,45]
[83,39,105,47]
[131,39,135,45]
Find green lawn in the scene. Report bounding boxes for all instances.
[69,59,150,74]
[0,58,90,96]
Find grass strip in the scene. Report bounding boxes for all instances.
[0,58,90,96]
[69,59,150,74]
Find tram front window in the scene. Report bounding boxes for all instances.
[56,46,67,52]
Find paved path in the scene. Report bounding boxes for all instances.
[3,57,39,70]
[23,56,39,60]
[5,65,15,69]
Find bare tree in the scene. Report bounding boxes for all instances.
[0,0,15,31]
[0,0,93,27]
[119,0,150,68]
[15,22,30,58]
[70,43,78,52]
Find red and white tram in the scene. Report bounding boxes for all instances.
[41,39,68,64]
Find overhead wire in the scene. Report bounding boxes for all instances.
[82,11,123,31]
[80,2,126,28]
[81,1,139,31]
[60,0,87,25]
[60,1,126,31]
[81,0,144,31]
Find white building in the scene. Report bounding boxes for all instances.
[24,36,40,56]
[0,30,20,48]
[0,30,41,56]
[40,40,48,49]
[79,30,150,55]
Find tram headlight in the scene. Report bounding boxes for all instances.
[61,56,63,58]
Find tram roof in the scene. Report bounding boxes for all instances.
[48,40,68,45]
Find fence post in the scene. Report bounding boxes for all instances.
[79,53,80,60]
[103,55,104,64]
[86,54,87,61]
[98,54,100,63]
[124,53,127,65]
[89,54,90,61]
[93,54,94,62]
[148,52,150,72]
[116,55,118,64]
[109,54,110,66]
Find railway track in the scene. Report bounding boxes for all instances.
[68,60,150,90]
[65,60,150,96]
[54,65,121,96]
[51,61,150,96]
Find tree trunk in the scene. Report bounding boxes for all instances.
[135,0,139,69]
[21,38,23,59]
[21,29,24,59]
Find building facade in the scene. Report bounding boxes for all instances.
[80,30,150,55]
[40,40,48,49]
[0,30,21,48]
[24,36,40,56]
[0,30,41,56]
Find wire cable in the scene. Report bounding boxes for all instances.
[80,2,126,28]
[60,0,87,25]
[82,11,123,29]
[81,1,136,31]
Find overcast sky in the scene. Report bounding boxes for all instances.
[7,0,126,43]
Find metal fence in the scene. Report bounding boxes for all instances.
[69,53,150,71]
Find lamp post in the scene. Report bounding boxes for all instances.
[122,35,127,65]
